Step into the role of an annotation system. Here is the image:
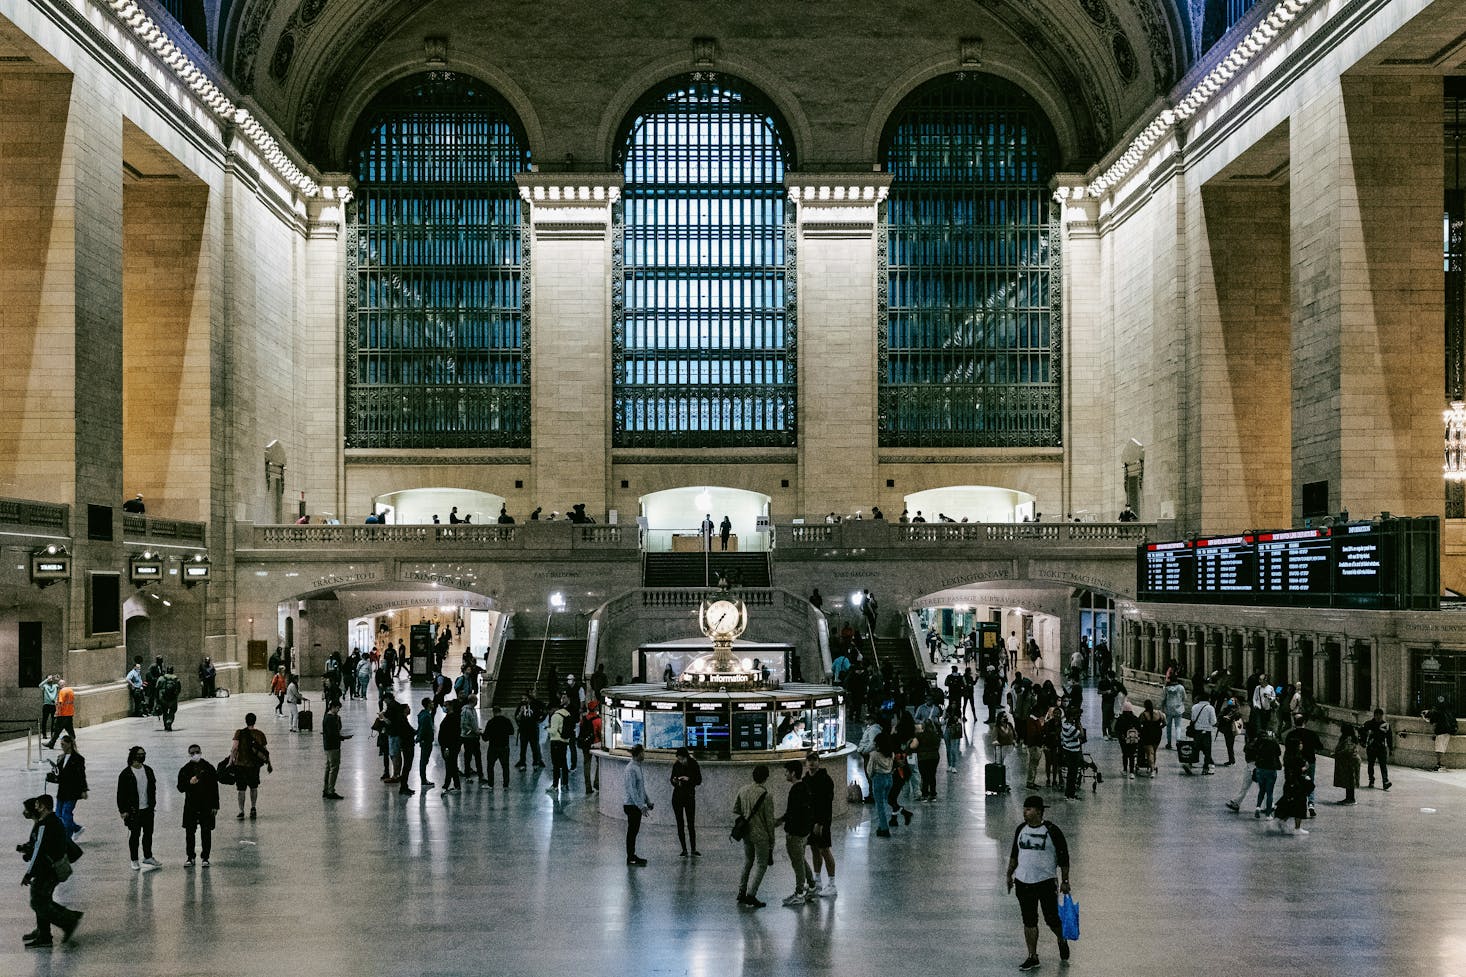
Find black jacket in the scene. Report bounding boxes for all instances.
[782,778,814,836]
[483,714,515,749]
[55,751,88,803]
[176,759,220,817]
[116,764,157,816]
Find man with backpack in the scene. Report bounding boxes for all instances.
[547,696,574,791]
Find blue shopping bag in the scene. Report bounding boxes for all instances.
[1058,892,1080,941]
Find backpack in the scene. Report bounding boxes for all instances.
[577,717,596,749]
[846,780,864,804]
[1123,725,1140,746]
[560,711,576,741]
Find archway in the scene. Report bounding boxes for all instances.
[639,486,772,552]
[373,487,507,526]
[902,485,1036,524]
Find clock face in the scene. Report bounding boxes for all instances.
[704,599,744,637]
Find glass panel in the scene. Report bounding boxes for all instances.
[614,74,795,448]
[346,72,531,448]
[880,74,1060,447]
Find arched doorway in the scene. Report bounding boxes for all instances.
[373,487,507,526]
[902,485,1036,524]
[639,486,772,552]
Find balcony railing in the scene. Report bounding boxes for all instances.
[241,521,635,552]
[0,497,69,534]
[774,521,1153,549]
[123,514,206,544]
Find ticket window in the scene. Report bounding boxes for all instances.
[810,694,844,750]
[774,703,814,751]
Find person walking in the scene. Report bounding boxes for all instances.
[776,759,815,906]
[622,745,652,866]
[52,737,88,840]
[438,701,463,793]
[116,745,160,870]
[548,697,572,791]
[270,667,287,717]
[19,794,83,948]
[803,751,837,897]
[1217,697,1241,765]
[1250,675,1277,737]
[670,746,702,856]
[230,713,272,820]
[1251,728,1282,819]
[156,668,181,732]
[1114,703,1141,778]
[1188,695,1217,774]
[1274,742,1315,835]
[1138,700,1165,777]
[483,705,514,788]
[1424,697,1456,771]
[514,694,544,769]
[1059,707,1087,799]
[1333,724,1360,805]
[869,729,896,837]
[38,674,60,743]
[321,701,350,800]
[1162,675,1187,749]
[1362,708,1394,789]
[177,744,219,866]
[458,695,483,784]
[45,681,76,750]
[915,719,942,801]
[414,697,436,794]
[579,701,602,795]
[734,764,776,908]
[1006,794,1073,972]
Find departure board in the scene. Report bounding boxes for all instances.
[1135,517,1438,610]
[1194,535,1256,593]
[1142,541,1194,595]
[1333,523,1386,603]
[1256,529,1332,596]
[732,708,769,751]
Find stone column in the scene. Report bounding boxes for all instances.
[786,175,890,519]
[299,178,351,520]
[517,175,621,519]
[1056,181,1113,516]
[1290,76,1444,520]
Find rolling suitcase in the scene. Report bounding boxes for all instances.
[985,761,1008,794]
[297,701,313,733]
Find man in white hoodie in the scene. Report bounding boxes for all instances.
[1250,675,1277,737]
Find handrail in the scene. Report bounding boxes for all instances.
[0,718,40,767]
[480,614,511,706]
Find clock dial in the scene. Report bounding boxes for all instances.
[703,599,744,637]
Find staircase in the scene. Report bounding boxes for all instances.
[874,635,928,698]
[491,637,587,709]
[642,552,772,588]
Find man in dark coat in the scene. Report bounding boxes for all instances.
[177,744,219,866]
[20,794,82,947]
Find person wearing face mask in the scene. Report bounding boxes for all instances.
[116,746,160,871]
[177,744,219,867]
[19,794,83,948]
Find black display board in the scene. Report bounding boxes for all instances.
[1137,517,1438,610]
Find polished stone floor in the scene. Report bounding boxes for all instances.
[2,672,1464,977]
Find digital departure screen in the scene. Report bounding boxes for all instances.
[732,708,769,751]
[687,710,731,756]
[1136,517,1438,611]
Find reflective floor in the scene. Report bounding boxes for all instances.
[1,674,1463,977]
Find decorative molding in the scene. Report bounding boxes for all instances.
[879,454,1064,465]
[344,454,532,466]
[786,176,892,206]
[516,174,624,206]
[615,454,797,466]
[100,0,319,195]
[959,37,983,68]
[424,36,448,65]
[692,36,718,69]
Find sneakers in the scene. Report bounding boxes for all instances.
[782,892,807,907]
[1308,807,1317,818]
[1019,956,1042,972]
[201,860,210,867]
[59,911,82,944]
[1059,939,1071,962]
[71,825,84,838]
[820,881,837,897]
[804,890,819,903]
[1295,827,1310,835]
[1383,781,1392,791]
[249,808,257,820]
[745,896,766,909]
[130,860,141,871]
[627,856,648,867]
[185,858,196,867]
[1225,800,1240,812]
[142,856,161,867]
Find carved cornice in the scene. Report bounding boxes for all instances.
[786,174,892,208]
[516,173,624,206]
[614,454,797,466]
[879,454,1063,465]
[345,454,531,466]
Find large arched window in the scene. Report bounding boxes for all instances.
[345,72,531,448]
[880,74,1061,447]
[614,73,795,448]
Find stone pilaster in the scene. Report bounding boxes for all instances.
[517,174,621,519]
[787,174,890,519]
[299,177,352,520]
[1056,179,1112,518]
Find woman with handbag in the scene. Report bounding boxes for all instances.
[733,764,775,907]
[116,746,160,870]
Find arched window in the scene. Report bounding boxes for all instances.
[345,72,531,448]
[614,73,795,448]
[880,74,1060,447]
[157,0,208,49]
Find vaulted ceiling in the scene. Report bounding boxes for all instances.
[200,0,1200,171]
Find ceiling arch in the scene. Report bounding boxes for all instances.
[212,0,1198,171]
